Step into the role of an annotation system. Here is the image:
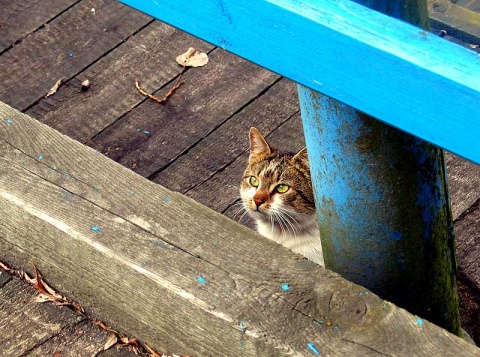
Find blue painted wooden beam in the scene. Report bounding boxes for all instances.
[119,0,480,164]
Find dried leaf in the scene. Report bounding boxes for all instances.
[176,47,208,67]
[104,332,118,350]
[46,79,62,97]
[34,293,55,303]
[52,352,63,357]
[144,342,162,357]
[30,261,62,301]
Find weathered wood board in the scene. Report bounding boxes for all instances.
[26,21,213,143]
[88,47,279,178]
[0,0,79,54]
[429,0,480,44]
[152,78,299,193]
[0,274,136,356]
[1,103,479,356]
[0,0,151,111]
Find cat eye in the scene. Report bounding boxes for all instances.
[249,176,259,187]
[276,184,289,193]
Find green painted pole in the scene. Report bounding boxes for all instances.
[299,0,461,334]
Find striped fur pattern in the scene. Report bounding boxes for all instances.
[240,127,324,265]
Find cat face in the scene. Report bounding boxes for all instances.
[240,128,316,230]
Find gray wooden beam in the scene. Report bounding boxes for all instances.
[1,102,478,356]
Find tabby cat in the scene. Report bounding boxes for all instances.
[240,127,324,265]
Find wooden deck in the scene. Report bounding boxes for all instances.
[0,0,479,355]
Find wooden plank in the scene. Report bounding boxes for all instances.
[455,205,480,289]
[429,0,480,44]
[455,205,480,345]
[0,0,151,111]
[0,277,83,356]
[120,0,480,165]
[88,48,279,177]
[152,78,298,193]
[1,104,479,355]
[446,152,480,220]
[26,21,212,143]
[0,0,79,54]
[23,320,120,357]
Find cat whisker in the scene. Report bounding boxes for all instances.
[274,208,300,237]
[237,209,249,224]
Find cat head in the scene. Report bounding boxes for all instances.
[240,127,316,226]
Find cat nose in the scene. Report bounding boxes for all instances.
[253,194,267,208]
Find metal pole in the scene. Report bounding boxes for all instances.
[298,0,460,334]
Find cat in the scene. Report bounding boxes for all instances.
[240,127,324,266]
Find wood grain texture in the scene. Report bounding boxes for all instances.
[120,0,480,164]
[1,104,479,355]
[0,0,79,53]
[23,320,117,357]
[429,0,480,44]
[446,152,480,220]
[0,0,151,111]
[88,48,279,178]
[26,21,212,143]
[0,277,83,356]
[455,205,480,345]
[152,78,298,192]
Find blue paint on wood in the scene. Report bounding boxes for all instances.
[91,225,101,232]
[197,275,206,284]
[298,0,460,335]
[416,318,424,326]
[37,155,44,160]
[281,283,290,291]
[6,118,13,124]
[307,342,320,355]
[120,0,480,164]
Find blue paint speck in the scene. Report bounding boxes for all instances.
[388,231,402,241]
[143,130,150,135]
[164,197,171,203]
[281,283,290,291]
[416,318,424,326]
[6,118,13,124]
[314,320,324,326]
[136,128,142,132]
[307,342,320,355]
[239,321,246,333]
[197,275,206,284]
[38,155,44,160]
[91,225,101,232]
[68,52,74,57]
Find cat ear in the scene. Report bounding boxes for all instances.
[249,127,272,163]
[292,147,309,164]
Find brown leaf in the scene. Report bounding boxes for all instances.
[104,332,118,350]
[52,352,63,357]
[30,261,62,301]
[34,293,55,303]
[46,79,62,97]
[144,342,162,357]
[176,47,208,67]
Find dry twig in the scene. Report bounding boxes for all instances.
[135,66,186,104]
